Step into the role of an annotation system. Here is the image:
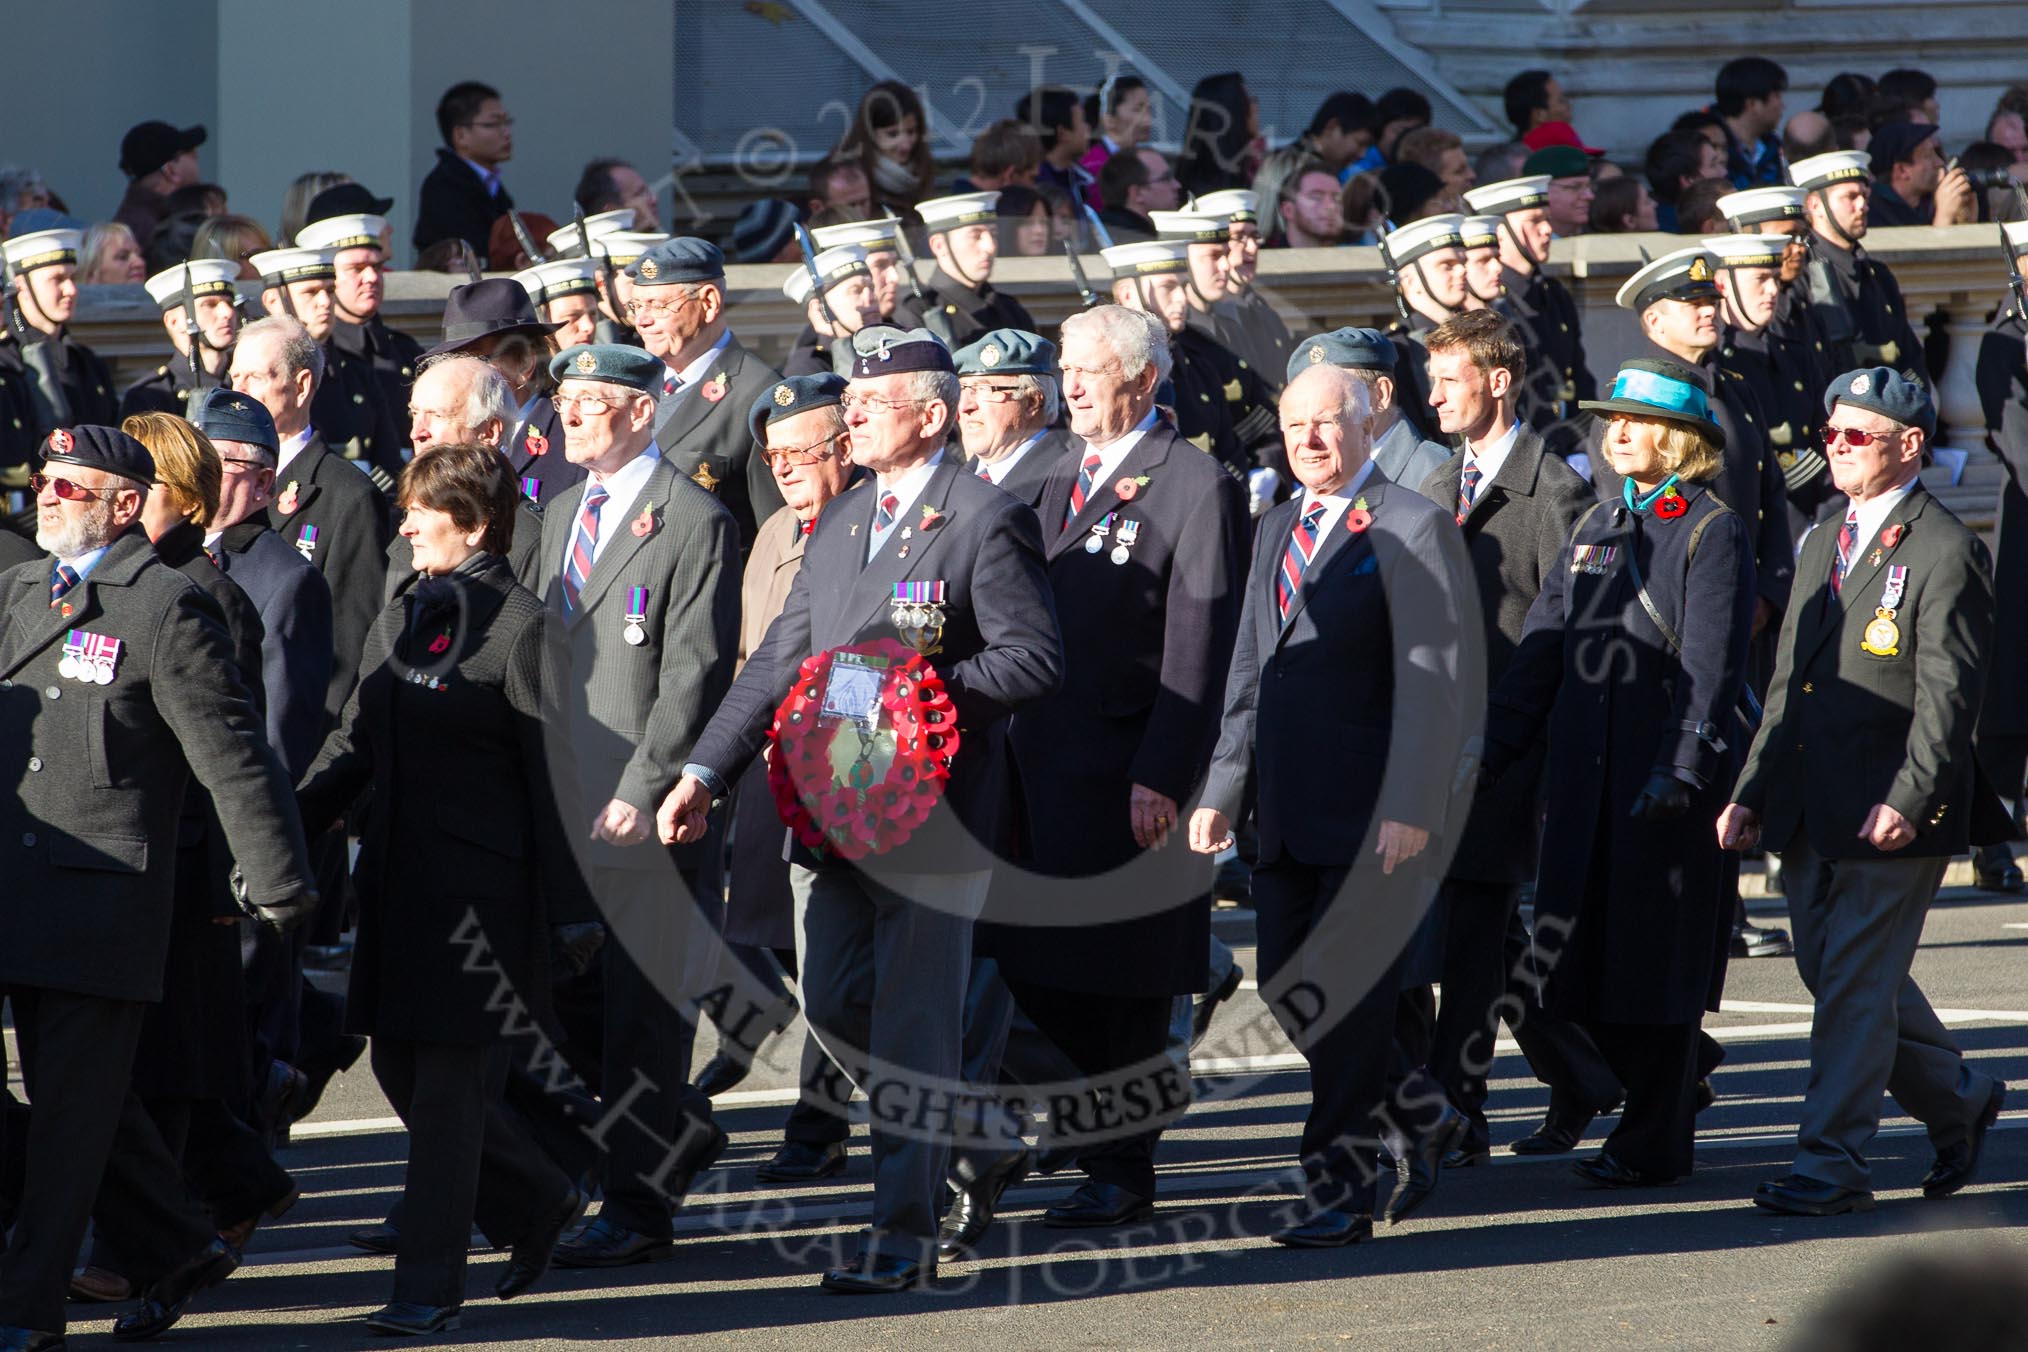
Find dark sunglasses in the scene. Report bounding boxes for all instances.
[30,473,118,502]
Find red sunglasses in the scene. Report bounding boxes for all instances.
[1823,425,1890,448]
[30,473,118,502]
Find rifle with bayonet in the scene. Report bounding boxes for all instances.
[794,222,841,330]
[576,201,629,342]
[507,210,546,268]
[891,224,951,344]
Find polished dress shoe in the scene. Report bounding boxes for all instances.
[1042,1180,1154,1228]
[1509,1107,1601,1155]
[1752,1173,1875,1216]
[0,1327,64,1350]
[1922,1079,2006,1199]
[552,1215,673,1268]
[694,1050,751,1098]
[1572,1152,1679,1188]
[1191,964,1245,1049]
[938,1147,1032,1259]
[755,1139,846,1182]
[66,1265,132,1303]
[820,1252,933,1293]
[347,1223,400,1255]
[1695,1078,1718,1114]
[111,1239,239,1341]
[1972,843,2025,893]
[1386,1103,1468,1224]
[664,1124,730,1209]
[1730,921,1794,959]
[365,1302,461,1336]
[1271,1208,1372,1248]
[497,1185,587,1300]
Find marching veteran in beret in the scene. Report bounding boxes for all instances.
[952,328,1071,510]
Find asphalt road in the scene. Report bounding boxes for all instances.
[20,881,2028,1350]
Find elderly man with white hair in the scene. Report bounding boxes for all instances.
[390,354,549,592]
[1193,360,1473,1246]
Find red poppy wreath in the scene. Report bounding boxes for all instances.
[767,638,960,859]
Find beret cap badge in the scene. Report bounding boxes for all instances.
[1309,346,1325,364]
[980,345,1001,367]
[575,350,599,374]
[774,384,795,406]
[638,258,659,280]
[49,429,73,455]
[1851,372,1871,395]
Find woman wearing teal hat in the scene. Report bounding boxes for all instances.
[1480,357,1756,1187]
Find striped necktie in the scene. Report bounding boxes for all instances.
[1065,452,1103,528]
[1277,501,1327,622]
[1831,506,1858,596]
[560,481,609,614]
[49,563,80,608]
[976,461,994,480]
[875,492,900,533]
[1458,460,1482,524]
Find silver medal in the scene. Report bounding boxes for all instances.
[57,655,79,681]
[1110,544,1130,566]
[623,621,647,646]
[92,662,114,686]
[1084,532,1104,555]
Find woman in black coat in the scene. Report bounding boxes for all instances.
[297,442,591,1336]
[1485,359,1756,1187]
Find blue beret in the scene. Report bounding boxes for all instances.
[41,425,155,486]
[190,387,278,454]
[549,343,664,393]
[625,237,725,287]
[848,325,955,379]
[1825,365,1934,438]
[1288,327,1397,382]
[953,328,1056,378]
[749,372,848,444]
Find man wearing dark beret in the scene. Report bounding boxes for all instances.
[1290,328,1447,489]
[624,238,785,549]
[1724,367,2014,1216]
[952,328,1073,510]
[0,426,315,1345]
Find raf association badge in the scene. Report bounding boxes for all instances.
[1860,565,1908,657]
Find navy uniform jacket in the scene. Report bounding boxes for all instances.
[1806,239,1925,378]
[1201,475,1472,868]
[1975,305,2028,742]
[1719,321,1839,535]
[505,396,586,513]
[1489,485,1755,1023]
[1504,264,1595,434]
[330,316,423,443]
[0,310,119,459]
[414,147,511,260]
[267,432,394,719]
[1215,288,1295,393]
[1385,311,1443,443]
[1734,483,2015,859]
[687,462,1063,876]
[0,528,312,1001]
[923,266,1037,351]
[210,517,334,779]
[783,327,851,379]
[986,421,1247,997]
[652,335,786,551]
[977,427,1074,511]
[120,358,227,420]
[312,338,405,484]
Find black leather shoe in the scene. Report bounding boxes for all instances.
[1191,964,1245,1049]
[938,1147,1031,1259]
[347,1223,400,1255]
[1695,1077,1717,1114]
[664,1124,730,1209]
[1270,1208,1372,1248]
[365,1303,461,1336]
[694,1051,750,1098]
[1752,1173,1875,1216]
[1922,1079,2006,1199]
[1509,1108,1597,1155]
[1972,843,2025,893]
[111,1239,239,1341]
[1443,1135,1492,1170]
[0,1328,64,1351]
[1042,1180,1154,1228]
[1573,1152,1679,1188]
[1386,1103,1468,1224]
[820,1252,933,1293]
[496,1185,587,1300]
[1730,922,1794,959]
[552,1215,673,1268]
[755,1140,847,1182]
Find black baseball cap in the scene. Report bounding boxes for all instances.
[119,121,207,179]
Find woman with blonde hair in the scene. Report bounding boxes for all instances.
[192,214,274,279]
[79,221,147,284]
[1480,358,1756,1189]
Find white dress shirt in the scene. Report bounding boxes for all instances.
[560,444,664,573]
[1462,419,1522,503]
[869,450,945,561]
[1078,407,1160,489]
[976,430,1046,485]
[1292,458,1379,538]
[1844,477,1918,560]
[663,329,732,403]
[276,425,315,477]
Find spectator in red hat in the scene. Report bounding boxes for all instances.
[113,120,207,245]
[1504,69,1573,140]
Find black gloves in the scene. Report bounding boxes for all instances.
[1630,771,1693,822]
[231,866,320,932]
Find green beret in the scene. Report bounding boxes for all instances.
[953,328,1056,378]
[750,372,848,444]
[1522,145,1590,180]
[549,343,663,393]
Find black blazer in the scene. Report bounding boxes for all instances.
[414,147,512,260]
[210,519,334,779]
[978,427,1074,511]
[268,433,394,719]
[651,335,786,550]
[505,396,586,512]
[298,554,591,1043]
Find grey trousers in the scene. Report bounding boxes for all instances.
[792,864,985,1262]
[1781,840,1994,1190]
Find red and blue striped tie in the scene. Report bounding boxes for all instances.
[1065,452,1103,528]
[1458,460,1482,525]
[875,491,900,533]
[1831,506,1858,596]
[561,481,609,615]
[1277,500,1326,622]
[49,563,80,608]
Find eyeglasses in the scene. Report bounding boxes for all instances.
[218,456,269,474]
[838,393,927,415]
[1823,425,1891,448]
[30,473,118,502]
[761,432,847,468]
[961,382,1030,404]
[464,115,515,131]
[554,392,628,417]
[625,294,700,321]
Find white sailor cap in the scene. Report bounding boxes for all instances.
[591,232,669,269]
[810,216,905,252]
[249,246,336,285]
[544,209,636,259]
[1460,215,1503,249]
[1383,213,1468,269]
[1704,233,1787,270]
[1463,176,1552,215]
[294,214,387,253]
[1190,189,1259,225]
[783,245,873,304]
[1150,210,1230,245]
[513,258,600,307]
[2,228,82,273]
[1716,186,1806,227]
[1789,151,1871,194]
[2006,220,2028,259]
[1101,239,1189,277]
[915,191,1000,234]
[142,258,242,310]
[1614,246,1720,311]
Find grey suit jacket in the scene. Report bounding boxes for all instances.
[1373,416,1450,490]
[652,333,786,549]
[538,452,742,871]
